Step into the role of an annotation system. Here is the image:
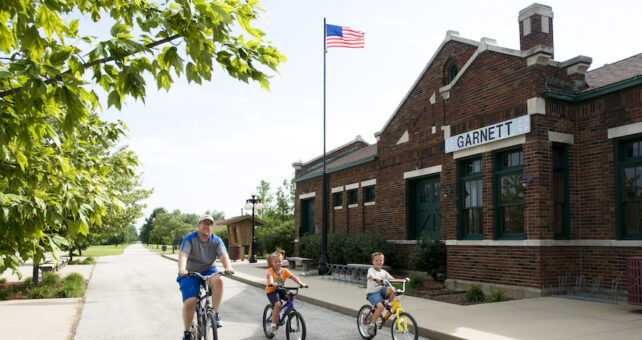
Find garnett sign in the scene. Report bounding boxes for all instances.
[445,115,530,153]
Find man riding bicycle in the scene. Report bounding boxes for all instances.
[177,215,234,340]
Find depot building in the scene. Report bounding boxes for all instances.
[292,3,642,297]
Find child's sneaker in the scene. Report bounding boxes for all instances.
[182,330,193,340]
[268,323,277,335]
[367,324,376,336]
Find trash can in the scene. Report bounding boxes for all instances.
[627,256,642,306]
[229,245,243,261]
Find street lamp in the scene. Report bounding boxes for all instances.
[244,194,264,263]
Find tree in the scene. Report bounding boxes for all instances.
[139,207,167,244]
[256,179,273,219]
[1,0,284,274]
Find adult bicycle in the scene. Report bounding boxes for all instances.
[357,279,418,340]
[187,272,225,340]
[262,284,307,340]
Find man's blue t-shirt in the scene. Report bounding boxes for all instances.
[180,231,227,272]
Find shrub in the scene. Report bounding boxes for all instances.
[299,231,399,267]
[465,285,485,303]
[0,278,6,284]
[0,285,22,300]
[41,272,61,286]
[23,277,33,288]
[56,281,85,298]
[486,290,509,303]
[81,257,95,264]
[298,233,321,261]
[408,274,425,290]
[410,235,446,279]
[63,273,85,285]
[27,286,55,299]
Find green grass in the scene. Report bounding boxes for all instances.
[82,244,130,257]
[143,244,180,255]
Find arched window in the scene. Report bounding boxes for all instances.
[448,63,458,83]
[444,58,459,85]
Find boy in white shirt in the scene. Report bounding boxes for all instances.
[365,252,407,336]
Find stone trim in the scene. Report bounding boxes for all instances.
[331,186,344,193]
[445,239,642,247]
[608,121,642,139]
[403,165,442,179]
[299,192,316,200]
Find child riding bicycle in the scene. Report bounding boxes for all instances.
[365,252,408,337]
[265,251,307,335]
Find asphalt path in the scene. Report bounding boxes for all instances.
[74,244,425,340]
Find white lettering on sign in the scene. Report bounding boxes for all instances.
[445,115,530,153]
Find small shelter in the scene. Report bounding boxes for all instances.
[217,215,267,260]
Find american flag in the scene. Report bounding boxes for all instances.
[326,24,365,48]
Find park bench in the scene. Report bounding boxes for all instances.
[286,257,314,271]
[39,263,57,274]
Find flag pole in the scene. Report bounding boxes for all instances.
[318,18,330,275]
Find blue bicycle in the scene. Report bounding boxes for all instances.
[262,285,307,340]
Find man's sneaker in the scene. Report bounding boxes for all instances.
[183,330,192,340]
[215,313,222,328]
[367,324,376,336]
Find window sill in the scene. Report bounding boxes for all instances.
[364,201,375,206]
[348,204,358,208]
[333,206,343,210]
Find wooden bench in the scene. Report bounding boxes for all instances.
[287,257,314,271]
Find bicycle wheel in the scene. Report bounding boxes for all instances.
[391,312,418,340]
[205,311,218,340]
[262,304,276,339]
[285,310,306,340]
[357,305,377,339]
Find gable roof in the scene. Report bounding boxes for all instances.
[584,53,642,91]
[295,144,377,182]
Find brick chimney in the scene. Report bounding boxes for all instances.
[518,4,554,58]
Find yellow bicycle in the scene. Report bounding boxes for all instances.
[357,279,418,340]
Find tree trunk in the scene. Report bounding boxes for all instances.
[69,249,74,262]
[78,247,82,255]
[32,261,39,286]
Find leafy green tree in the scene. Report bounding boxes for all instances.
[139,207,167,244]
[255,179,273,219]
[0,0,284,274]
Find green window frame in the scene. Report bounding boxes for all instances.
[459,157,483,239]
[333,192,343,208]
[494,148,525,239]
[348,189,358,205]
[364,186,375,203]
[616,135,642,239]
[553,144,570,239]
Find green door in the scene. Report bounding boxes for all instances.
[409,176,441,239]
[300,198,315,236]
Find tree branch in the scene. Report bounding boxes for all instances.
[0,34,182,99]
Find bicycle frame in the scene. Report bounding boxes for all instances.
[369,279,407,329]
[269,286,299,325]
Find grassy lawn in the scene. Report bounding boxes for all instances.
[143,244,180,255]
[82,244,130,257]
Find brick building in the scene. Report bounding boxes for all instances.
[292,3,642,297]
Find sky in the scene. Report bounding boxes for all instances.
[96,0,642,228]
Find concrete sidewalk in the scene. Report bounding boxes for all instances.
[163,254,642,340]
[0,261,95,340]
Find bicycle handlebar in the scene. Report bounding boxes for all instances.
[187,271,226,280]
[379,278,407,293]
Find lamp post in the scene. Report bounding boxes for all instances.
[244,195,264,263]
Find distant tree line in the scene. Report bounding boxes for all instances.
[139,178,295,256]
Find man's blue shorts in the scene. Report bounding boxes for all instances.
[366,288,387,306]
[177,267,218,302]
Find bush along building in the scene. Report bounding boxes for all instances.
[292,3,642,298]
